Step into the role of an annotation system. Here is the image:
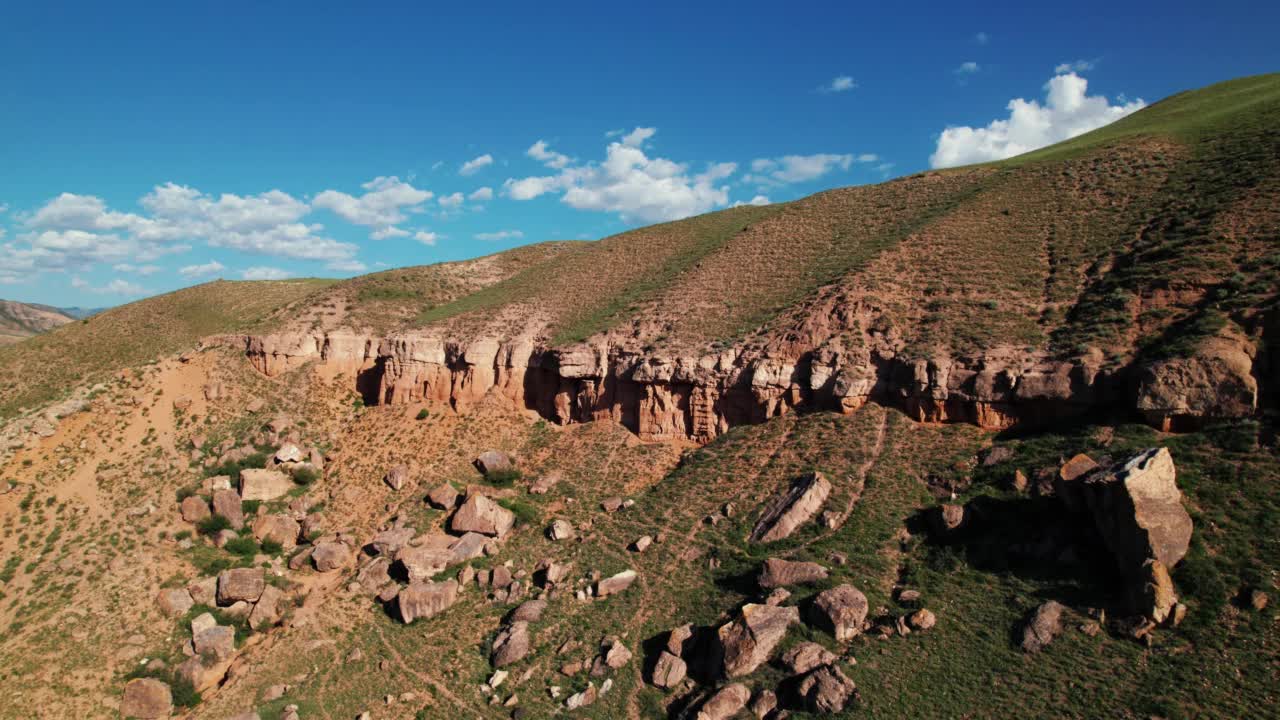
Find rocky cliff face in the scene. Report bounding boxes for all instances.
[241,320,1258,444]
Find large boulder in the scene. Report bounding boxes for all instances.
[696,683,751,720]
[716,603,799,677]
[474,449,515,476]
[797,664,858,714]
[180,495,211,523]
[1021,600,1065,653]
[451,492,515,538]
[121,678,172,719]
[217,568,265,605]
[311,541,354,572]
[396,544,453,582]
[397,580,459,623]
[596,569,637,597]
[384,464,409,491]
[1135,330,1258,431]
[156,588,194,617]
[251,514,301,551]
[211,488,245,530]
[491,621,531,667]
[809,584,869,642]
[448,532,488,564]
[650,650,687,689]
[758,557,828,589]
[782,642,838,674]
[193,625,236,662]
[248,585,286,630]
[426,483,460,509]
[749,472,831,542]
[1082,448,1193,573]
[239,469,293,502]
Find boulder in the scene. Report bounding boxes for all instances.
[717,603,799,677]
[595,569,637,597]
[384,464,409,491]
[252,514,301,551]
[426,483,460,509]
[1135,330,1258,431]
[239,469,293,502]
[156,588,194,617]
[397,580,459,623]
[193,625,236,661]
[600,496,625,512]
[248,585,285,630]
[451,493,515,538]
[749,689,778,719]
[216,568,265,605]
[448,532,488,564]
[548,519,575,541]
[1082,448,1193,573]
[591,637,632,674]
[508,599,547,623]
[191,612,217,637]
[491,621,531,667]
[396,544,453,582]
[749,471,831,542]
[474,450,515,475]
[211,488,245,530]
[798,664,858,714]
[187,577,217,606]
[909,608,937,631]
[311,541,354,572]
[758,557,828,589]
[121,678,172,719]
[810,584,869,642]
[1021,600,1065,653]
[929,503,968,537]
[650,651,686,689]
[274,442,304,464]
[1055,453,1100,511]
[180,496,210,523]
[369,527,416,556]
[696,683,751,720]
[782,642,838,674]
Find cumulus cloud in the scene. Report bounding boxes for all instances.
[474,230,524,241]
[241,266,293,280]
[733,195,771,207]
[113,263,162,275]
[178,260,226,279]
[438,192,464,208]
[413,230,439,245]
[745,153,861,186]
[819,76,856,93]
[930,72,1145,168]
[527,140,571,169]
[71,276,148,296]
[1055,59,1097,74]
[468,187,494,201]
[459,154,494,176]
[370,226,410,240]
[312,176,431,230]
[505,128,737,223]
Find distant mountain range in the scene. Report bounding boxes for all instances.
[0,300,104,346]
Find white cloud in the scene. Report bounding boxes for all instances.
[413,231,439,245]
[459,154,494,176]
[241,266,293,280]
[505,128,738,223]
[312,176,431,228]
[370,226,410,240]
[1055,59,1096,74]
[326,259,367,273]
[746,153,855,186]
[819,76,856,93]
[438,192,464,208]
[0,203,8,214]
[527,140,571,169]
[71,275,148,296]
[733,195,771,207]
[178,260,226,279]
[930,72,1146,168]
[956,61,980,74]
[619,127,655,148]
[856,153,879,163]
[474,230,524,241]
[113,263,162,275]
[974,31,989,45]
[468,187,494,201]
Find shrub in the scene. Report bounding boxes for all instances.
[241,499,261,515]
[223,537,259,557]
[196,514,231,536]
[260,539,283,556]
[291,467,319,486]
[497,497,539,527]
[415,408,430,421]
[484,468,521,488]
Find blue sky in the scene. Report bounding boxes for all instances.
[1,1,1276,307]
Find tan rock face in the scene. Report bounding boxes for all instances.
[798,664,858,713]
[451,493,515,538]
[810,584,869,642]
[397,580,459,623]
[121,678,172,719]
[1083,447,1193,572]
[217,568,265,605]
[239,469,293,502]
[211,489,245,529]
[696,683,751,720]
[1136,330,1258,431]
[717,603,799,678]
[757,558,829,589]
[491,621,531,667]
[1022,600,1064,653]
[252,514,301,550]
[750,472,832,543]
[650,651,687,688]
[596,569,637,597]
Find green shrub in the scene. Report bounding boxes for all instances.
[223,536,259,557]
[260,539,283,555]
[291,467,319,486]
[484,468,521,487]
[415,408,430,420]
[196,514,231,536]
[241,499,261,515]
[497,497,539,527]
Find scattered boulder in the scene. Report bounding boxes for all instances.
[426,483,460,510]
[809,584,868,642]
[474,450,515,476]
[696,683,751,720]
[396,544,453,582]
[1021,600,1065,653]
[121,678,172,719]
[193,625,236,662]
[508,599,547,623]
[239,468,293,502]
[211,488,245,530]
[274,442,305,464]
[311,541,354,572]
[369,527,416,556]
[650,651,686,689]
[217,568,265,605]
[591,637,632,674]
[596,569,637,597]
[492,621,531,667]
[798,664,858,714]
[928,503,968,537]
[548,519,575,541]
[529,472,560,495]
[448,532,488,564]
[451,493,515,538]
[717,603,799,677]
[252,514,301,551]
[1249,589,1270,611]
[397,580,459,624]
[384,464,409,491]
[156,588,194,616]
[600,496,625,513]
[180,495,210,523]
[631,535,653,553]
[749,471,832,543]
[1055,453,1100,511]
[758,557,828,589]
[248,585,286,630]
[909,608,937,631]
[749,689,778,719]
[782,641,839,674]
[187,577,217,606]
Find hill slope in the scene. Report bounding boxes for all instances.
[0,299,76,346]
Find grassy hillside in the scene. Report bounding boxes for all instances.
[0,279,333,418]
